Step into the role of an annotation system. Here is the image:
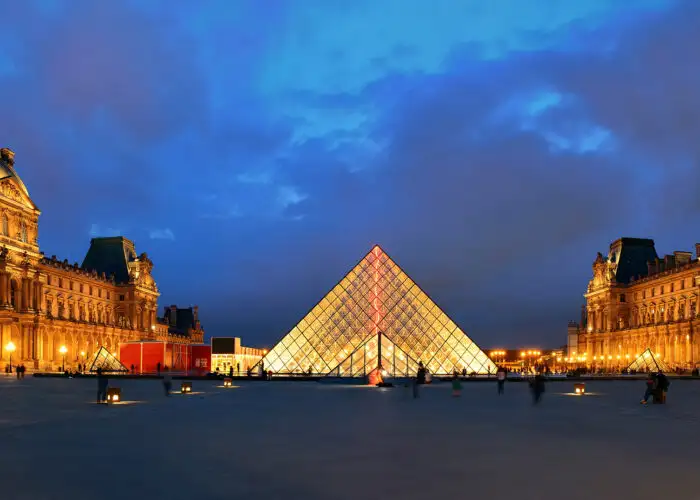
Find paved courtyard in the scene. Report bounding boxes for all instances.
[1,376,699,500]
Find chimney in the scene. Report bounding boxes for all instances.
[647,261,654,276]
[664,255,675,270]
[169,305,177,327]
[193,305,199,322]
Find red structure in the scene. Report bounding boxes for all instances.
[119,341,210,374]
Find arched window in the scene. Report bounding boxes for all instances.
[10,280,18,311]
[1,214,7,236]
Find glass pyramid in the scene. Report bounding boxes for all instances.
[259,245,497,377]
[626,348,672,373]
[87,346,129,373]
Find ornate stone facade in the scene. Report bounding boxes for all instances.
[0,148,203,371]
[572,237,700,370]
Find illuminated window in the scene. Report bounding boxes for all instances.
[20,222,27,243]
[619,294,626,303]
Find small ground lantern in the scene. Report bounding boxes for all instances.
[223,378,233,387]
[181,382,192,393]
[574,383,586,395]
[106,387,121,403]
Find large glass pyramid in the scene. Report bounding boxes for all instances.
[626,348,672,373]
[86,347,129,373]
[259,245,497,377]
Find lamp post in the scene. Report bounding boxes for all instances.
[6,341,16,371]
[59,345,67,372]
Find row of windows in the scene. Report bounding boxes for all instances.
[633,278,693,300]
[46,275,114,300]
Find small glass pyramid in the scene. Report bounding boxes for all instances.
[86,346,129,373]
[626,348,672,373]
[259,245,497,376]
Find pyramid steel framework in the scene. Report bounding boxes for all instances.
[626,348,672,373]
[86,346,129,373]
[258,245,497,377]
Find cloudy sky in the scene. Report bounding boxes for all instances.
[1,0,699,348]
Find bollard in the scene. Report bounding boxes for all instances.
[181,382,192,393]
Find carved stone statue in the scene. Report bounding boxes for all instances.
[0,148,14,166]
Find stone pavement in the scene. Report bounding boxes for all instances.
[1,376,698,500]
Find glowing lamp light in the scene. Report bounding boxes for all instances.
[223,378,233,388]
[106,387,121,403]
[574,383,585,395]
[608,356,612,360]
[5,341,15,353]
[80,351,85,357]
[181,382,192,393]
[59,345,67,355]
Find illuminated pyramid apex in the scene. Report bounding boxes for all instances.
[257,245,496,377]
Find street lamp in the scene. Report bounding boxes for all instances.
[5,341,16,371]
[59,345,67,372]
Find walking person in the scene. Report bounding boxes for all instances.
[411,376,419,399]
[497,366,506,395]
[655,371,670,404]
[531,373,545,404]
[451,373,462,397]
[640,373,656,405]
[162,368,172,396]
[96,368,108,403]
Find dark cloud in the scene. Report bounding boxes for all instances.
[1,1,699,348]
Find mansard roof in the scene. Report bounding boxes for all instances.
[611,238,658,284]
[81,236,137,284]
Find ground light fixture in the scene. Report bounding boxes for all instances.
[574,383,586,395]
[106,387,121,403]
[181,382,192,393]
[223,378,233,387]
[5,341,16,370]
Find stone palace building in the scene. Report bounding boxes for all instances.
[569,237,700,370]
[0,148,203,371]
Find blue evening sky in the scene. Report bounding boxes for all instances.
[1,0,699,348]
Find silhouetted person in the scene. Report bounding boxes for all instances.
[412,376,419,399]
[131,364,135,374]
[531,373,545,404]
[15,365,20,379]
[229,366,233,378]
[497,367,506,395]
[416,361,426,385]
[163,368,172,396]
[656,371,670,403]
[237,362,240,375]
[157,362,161,375]
[641,373,656,405]
[96,368,108,403]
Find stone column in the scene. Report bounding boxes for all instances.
[0,272,7,306]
